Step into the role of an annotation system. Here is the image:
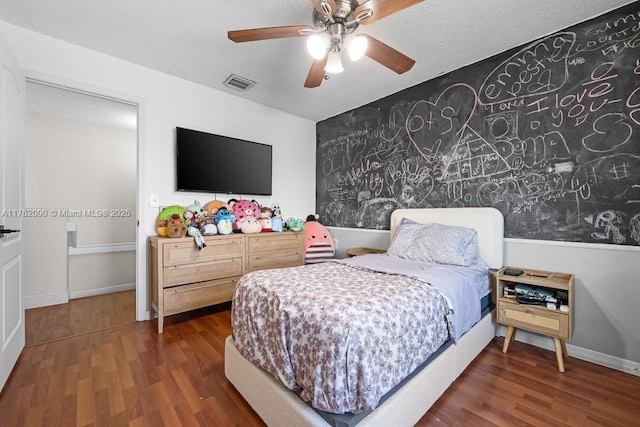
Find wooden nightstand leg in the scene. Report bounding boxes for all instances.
[553,338,565,372]
[560,339,568,358]
[502,326,516,353]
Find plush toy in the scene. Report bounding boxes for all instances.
[259,206,274,232]
[166,213,187,238]
[228,199,261,231]
[271,203,282,219]
[286,218,304,232]
[203,200,230,217]
[214,207,236,235]
[200,217,218,235]
[271,217,283,232]
[303,214,336,264]
[156,205,185,236]
[238,216,262,234]
[184,200,206,228]
[188,226,206,249]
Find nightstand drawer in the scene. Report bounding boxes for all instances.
[498,301,570,339]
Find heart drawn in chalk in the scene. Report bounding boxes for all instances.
[405,83,478,161]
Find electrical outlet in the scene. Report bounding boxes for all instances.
[150,194,160,208]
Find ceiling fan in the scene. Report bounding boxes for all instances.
[228,0,424,88]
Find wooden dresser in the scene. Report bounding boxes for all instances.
[149,232,303,333]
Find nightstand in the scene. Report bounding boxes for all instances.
[496,267,574,372]
[345,247,386,257]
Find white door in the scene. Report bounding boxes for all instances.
[0,32,25,392]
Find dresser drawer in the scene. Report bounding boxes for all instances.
[498,301,570,339]
[246,233,302,255]
[163,235,244,266]
[247,251,302,273]
[163,257,243,286]
[163,276,240,316]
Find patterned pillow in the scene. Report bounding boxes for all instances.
[388,222,479,266]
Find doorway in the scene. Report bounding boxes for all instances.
[23,81,138,345]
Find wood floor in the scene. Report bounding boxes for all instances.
[25,290,137,347]
[2,299,639,427]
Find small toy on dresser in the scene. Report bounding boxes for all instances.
[228,198,261,232]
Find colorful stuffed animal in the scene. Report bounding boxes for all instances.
[259,206,274,232]
[200,217,217,235]
[303,214,335,264]
[203,200,230,217]
[271,203,282,219]
[214,207,236,235]
[238,216,262,234]
[272,217,283,232]
[184,200,206,228]
[166,213,187,238]
[228,198,261,231]
[286,218,304,232]
[156,205,185,236]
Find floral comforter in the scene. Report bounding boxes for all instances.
[231,259,457,415]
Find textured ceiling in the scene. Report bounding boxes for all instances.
[0,0,636,122]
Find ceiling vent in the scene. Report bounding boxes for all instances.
[223,74,256,91]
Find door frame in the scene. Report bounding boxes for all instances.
[25,72,148,321]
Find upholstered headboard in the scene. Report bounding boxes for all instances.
[389,208,504,269]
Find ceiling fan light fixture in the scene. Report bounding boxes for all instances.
[325,50,344,74]
[307,33,330,60]
[344,34,368,61]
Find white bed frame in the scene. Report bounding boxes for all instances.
[225,207,504,427]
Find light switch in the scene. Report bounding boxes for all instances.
[150,194,160,208]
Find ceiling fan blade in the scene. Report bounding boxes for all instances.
[304,57,329,88]
[356,0,424,25]
[311,0,337,15]
[361,34,415,74]
[228,25,313,43]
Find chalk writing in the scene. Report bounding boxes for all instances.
[316,2,640,245]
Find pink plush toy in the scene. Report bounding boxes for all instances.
[304,214,335,264]
[228,198,261,231]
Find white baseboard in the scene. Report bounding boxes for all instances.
[496,325,640,377]
[69,283,136,299]
[24,283,136,309]
[24,292,69,309]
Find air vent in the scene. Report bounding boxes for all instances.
[223,74,256,91]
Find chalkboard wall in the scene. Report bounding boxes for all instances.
[316,2,640,246]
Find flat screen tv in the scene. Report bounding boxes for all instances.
[176,127,272,195]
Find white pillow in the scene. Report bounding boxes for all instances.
[388,222,479,266]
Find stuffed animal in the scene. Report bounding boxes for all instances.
[259,206,274,232]
[188,226,206,250]
[184,200,206,228]
[203,200,230,217]
[303,214,336,264]
[271,203,282,219]
[286,218,304,232]
[228,199,261,231]
[271,217,283,232]
[166,213,188,238]
[200,217,218,235]
[156,205,185,236]
[238,216,262,234]
[214,207,236,235]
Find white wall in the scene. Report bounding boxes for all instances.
[24,111,137,304]
[0,22,317,320]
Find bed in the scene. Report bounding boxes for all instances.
[225,207,504,426]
